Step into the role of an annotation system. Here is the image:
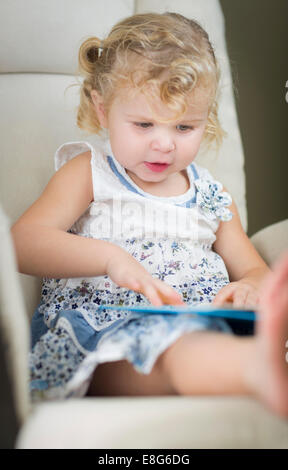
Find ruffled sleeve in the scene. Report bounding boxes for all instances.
[193,165,233,222]
[54,141,96,171]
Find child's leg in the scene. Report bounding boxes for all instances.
[87,333,255,397]
[161,331,255,396]
[87,356,175,397]
[88,253,288,417]
[164,253,288,415]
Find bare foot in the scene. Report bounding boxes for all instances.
[249,252,288,417]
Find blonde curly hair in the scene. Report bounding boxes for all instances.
[77,12,225,147]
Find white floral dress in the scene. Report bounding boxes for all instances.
[29,140,234,401]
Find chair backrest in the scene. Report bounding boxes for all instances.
[0,0,247,318]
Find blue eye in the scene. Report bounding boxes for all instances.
[134,122,153,129]
[176,125,194,132]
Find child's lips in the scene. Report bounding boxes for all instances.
[144,162,170,173]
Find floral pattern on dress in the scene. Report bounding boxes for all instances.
[30,303,232,401]
[30,326,86,400]
[29,165,234,401]
[195,179,233,221]
[38,239,230,327]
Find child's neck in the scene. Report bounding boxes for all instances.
[126,169,190,198]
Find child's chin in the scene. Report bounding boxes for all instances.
[130,169,167,183]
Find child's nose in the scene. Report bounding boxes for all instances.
[150,129,175,153]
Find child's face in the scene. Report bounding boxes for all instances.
[95,87,209,190]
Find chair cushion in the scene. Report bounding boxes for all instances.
[16,396,288,449]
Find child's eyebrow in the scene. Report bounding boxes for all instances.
[125,113,206,123]
[179,117,206,123]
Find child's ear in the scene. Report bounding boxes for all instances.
[90,90,108,128]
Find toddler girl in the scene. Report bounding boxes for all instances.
[11,12,288,416]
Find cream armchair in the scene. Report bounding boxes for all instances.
[0,0,287,448]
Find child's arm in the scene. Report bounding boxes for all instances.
[11,152,112,278]
[11,151,183,306]
[212,195,270,308]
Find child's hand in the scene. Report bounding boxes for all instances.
[106,250,184,306]
[212,280,259,309]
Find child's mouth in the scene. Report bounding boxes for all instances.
[144,162,170,173]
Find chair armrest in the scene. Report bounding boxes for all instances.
[0,206,31,426]
[250,219,288,266]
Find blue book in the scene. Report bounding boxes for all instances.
[98,304,257,322]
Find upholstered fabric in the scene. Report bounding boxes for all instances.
[2,0,287,450]
[16,396,288,449]
[0,0,134,74]
[0,207,30,424]
[250,219,288,267]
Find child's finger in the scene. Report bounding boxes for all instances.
[118,276,141,292]
[233,289,248,308]
[142,282,164,306]
[212,285,235,306]
[124,275,184,306]
[128,279,141,291]
[153,279,184,305]
[122,276,164,306]
[244,292,259,309]
[159,291,184,305]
